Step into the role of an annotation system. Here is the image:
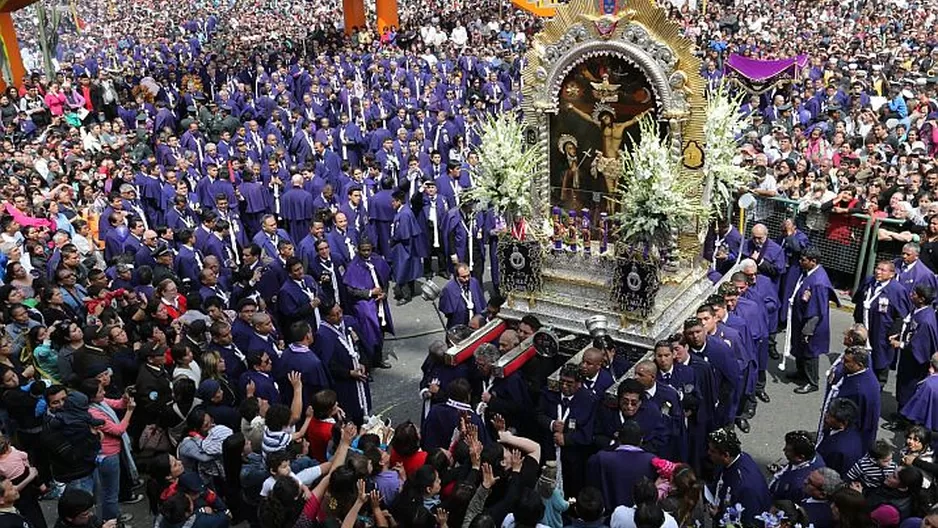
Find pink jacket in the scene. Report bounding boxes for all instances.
[43,92,67,116]
[88,398,128,457]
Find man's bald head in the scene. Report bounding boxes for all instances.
[498,329,520,354]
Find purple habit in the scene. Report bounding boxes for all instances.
[902,374,938,431]
[280,186,316,242]
[343,255,395,351]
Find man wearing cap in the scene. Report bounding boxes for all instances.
[131,343,174,440]
[151,244,179,286]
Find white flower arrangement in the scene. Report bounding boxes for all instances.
[611,113,703,248]
[703,83,752,220]
[466,112,538,225]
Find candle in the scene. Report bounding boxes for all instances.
[600,212,608,254]
[581,208,591,255]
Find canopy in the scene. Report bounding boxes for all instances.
[724,54,810,94]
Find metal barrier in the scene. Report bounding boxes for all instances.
[733,196,882,293]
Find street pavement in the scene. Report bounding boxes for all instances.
[39,281,902,526]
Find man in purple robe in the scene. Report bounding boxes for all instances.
[891,285,938,415]
[586,420,656,509]
[788,247,839,394]
[280,175,316,243]
[768,430,825,503]
[342,239,393,370]
[252,214,293,260]
[901,352,938,432]
[816,398,864,477]
[421,378,487,452]
[536,364,596,498]
[734,265,777,401]
[836,346,882,453]
[316,302,372,425]
[276,321,329,411]
[708,428,772,526]
[389,190,423,305]
[370,178,396,258]
[278,257,323,331]
[419,340,471,421]
[777,218,810,359]
[852,260,911,387]
[689,307,741,430]
[703,219,742,283]
[438,263,485,329]
[444,201,485,281]
[895,242,938,293]
[471,342,532,434]
[741,223,787,286]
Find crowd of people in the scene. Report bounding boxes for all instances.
[0,0,933,526]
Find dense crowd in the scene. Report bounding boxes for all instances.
[0,0,933,527]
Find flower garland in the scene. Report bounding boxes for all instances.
[703,83,752,220]
[610,113,704,249]
[465,112,539,236]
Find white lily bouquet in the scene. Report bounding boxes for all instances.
[466,112,539,240]
[611,113,702,252]
[704,83,752,220]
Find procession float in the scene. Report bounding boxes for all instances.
[428,0,751,398]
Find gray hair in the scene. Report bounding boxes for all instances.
[845,346,870,368]
[740,258,758,273]
[903,242,921,255]
[474,343,500,364]
[814,467,843,497]
[931,352,938,371]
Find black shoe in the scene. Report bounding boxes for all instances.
[794,384,819,394]
[735,418,751,434]
[375,360,393,369]
[756,390,771,403]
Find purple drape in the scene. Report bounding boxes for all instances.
[725,54,809,81]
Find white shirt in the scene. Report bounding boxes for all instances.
[611,505,679,528]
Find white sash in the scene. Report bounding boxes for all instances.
[296,279,322,327]
[328,322,368,415]
[364,261,387,325]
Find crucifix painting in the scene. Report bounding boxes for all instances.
[550,56,657,219]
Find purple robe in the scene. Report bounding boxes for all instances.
[536,388,596,497]
[389,205,424,283]
[838,368,882,453]
[280,187,316,242]
[421,401,487,452]
[275,343,329,411]
[895,259,938,293]
[438,278,485,329]
[769,454,825,503]
[703,226,742,282]
[742,238,787,285]
[586,445,656,509]
[711,453,772,526]
[791,266,838,360]
[902,374,938,431]
[816,427,864,477]
[896,306,938,409]
[778,230,810,324]
[343,255,395,354]
[693,335,741,429]
[315,320,372,425]
[852,278,911,371]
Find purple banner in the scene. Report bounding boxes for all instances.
[725,54,809,82]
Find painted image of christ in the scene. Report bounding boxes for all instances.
[549,56,657,220]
